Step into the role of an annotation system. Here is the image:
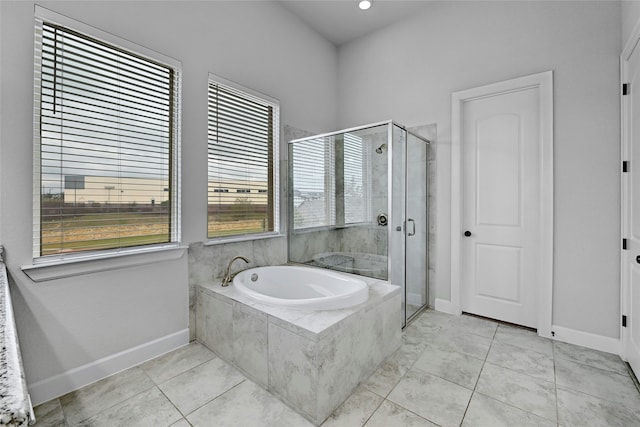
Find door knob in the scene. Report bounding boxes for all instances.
[636,255,640,264]
[464,231,472,237]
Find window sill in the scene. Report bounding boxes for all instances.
[204,232,285,246]
[22,244,188,283]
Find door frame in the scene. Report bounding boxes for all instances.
[620,20,640,364]
[450,71,554,338]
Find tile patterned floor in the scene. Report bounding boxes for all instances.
[32,309,640,426]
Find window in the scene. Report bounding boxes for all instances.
[291,132,370,230]
[292,135,335,229]
[343,133,371,224]
[207,75,279,240]
[33,8,181,259]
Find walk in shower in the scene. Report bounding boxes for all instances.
[288,121,429,325]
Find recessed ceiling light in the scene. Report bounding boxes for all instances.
[358,0,372,11]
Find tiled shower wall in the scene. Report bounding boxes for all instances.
[286,123,437,306]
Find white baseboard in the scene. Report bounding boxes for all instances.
[28,328,189,406]
[434,298,457,315]
[551,325,621,355]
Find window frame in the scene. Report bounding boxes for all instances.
[206,73,280,244]
[32,6,182,264]
[291,132,372,232]
[342,132,372,226]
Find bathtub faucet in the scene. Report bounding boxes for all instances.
[221,256,250,287]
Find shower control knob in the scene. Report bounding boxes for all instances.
[464,231,472,237]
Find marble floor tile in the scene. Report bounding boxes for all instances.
[557,386,640,427]
[409,310,456,333]
[158,356,246,415]
[364,400,437,427]
[33,399,65,427]
[60,367,154,425]
[555,358,640,410]
[362,340,426,397]
[412,344,484,389]
[321,386,383,427]
[186,380,314,427]
[475,362,557,422]
[30,307,640,427]
[405,312,447,336]
[402,322,440,347]
[486,341,555,382]
[426,329,493,360]
[462,393,556,427]
[417,311,498,339]
[494,325,553,356]
[448,313,498,338]
[75,387,182,427]
[140,342,215,384]
[553,340,628,375]
[387,368,472,427]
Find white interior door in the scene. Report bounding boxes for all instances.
[460,87,541,328]
[622,35,640,377]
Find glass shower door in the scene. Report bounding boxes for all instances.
[405,132,429,322]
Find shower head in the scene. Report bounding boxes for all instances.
[376,143,387,154]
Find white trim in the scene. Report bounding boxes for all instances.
[32,6,183,260]
[450,71,554,338]
[620,15,640,372]
[552,325,621,356]
[434,298,455,315]
[206,73,280,240]
[22,245,187,282]
[34,5,181,69]
[204,232,285,246]
[27,329,189,406]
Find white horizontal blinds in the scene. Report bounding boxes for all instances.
[343,133,370,224]
[292,137,336,229]
[207,81,275,238]
[38,22,174,256]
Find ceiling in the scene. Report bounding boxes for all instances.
[278,0,432,46]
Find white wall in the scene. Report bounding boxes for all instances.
[338,1,622,339]
[622,0,640,47]
[0,0,337,403]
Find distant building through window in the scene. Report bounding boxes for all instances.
[34,9,181,257]
[207,74,279,240]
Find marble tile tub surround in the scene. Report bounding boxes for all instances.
[33,309,640,427]
[195,274,402,425]
[188,237,287,340]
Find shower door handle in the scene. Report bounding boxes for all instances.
[407,218,416,237]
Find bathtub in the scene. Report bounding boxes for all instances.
[197,269,401,425]
[233,265,368,310]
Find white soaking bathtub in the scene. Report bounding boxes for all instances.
[197,268,401,425]
[233,265,368,310]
